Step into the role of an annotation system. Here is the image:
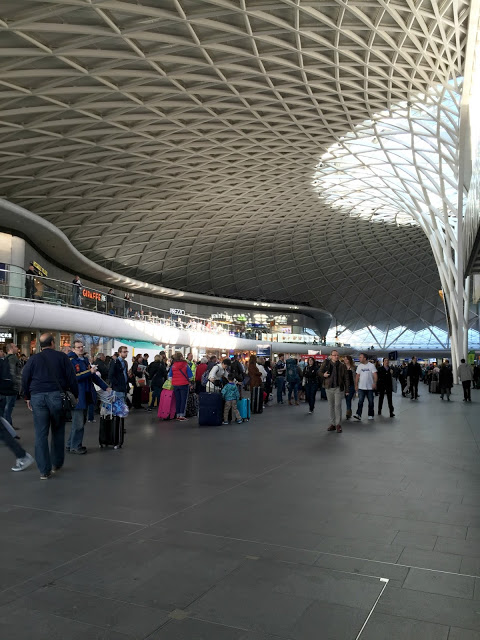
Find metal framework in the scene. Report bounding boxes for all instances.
[0,0,474,359]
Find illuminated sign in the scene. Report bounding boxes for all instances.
[257,345,271,357]
[32,261,48,276]
[0,331,13,339]
[82,288,106,302]
[170,308,185,316]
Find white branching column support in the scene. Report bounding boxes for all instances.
[312,79,470,368]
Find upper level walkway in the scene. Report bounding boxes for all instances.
[0,385,478,638]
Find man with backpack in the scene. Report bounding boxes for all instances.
[206,359,229,392]
[285,357,302,405]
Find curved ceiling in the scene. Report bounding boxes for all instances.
[0,0,470,331]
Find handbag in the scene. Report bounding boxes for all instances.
[392,377,398,393]
[40,351,77,419]
[162,379,173,390]
[136,377,147,387]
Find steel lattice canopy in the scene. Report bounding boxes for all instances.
[0,0,470,332]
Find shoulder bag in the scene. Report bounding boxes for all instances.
[41,351,78,419]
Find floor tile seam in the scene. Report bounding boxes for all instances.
[372,605,479,634]
[1,602,135,637]
[178,556,253,613]
[0,525,148,597]
[183,530,480,578]
[340,507,470,528]
[9,503,148,527]
[146,455,301,528]
[400,583,476,601]
[355,578,390,640]
[38,582,173,613]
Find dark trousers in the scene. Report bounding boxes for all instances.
[30,391,65,476]
[132,385,143,409]
[276,376,286,402]
[174,384,189,416]
[345,384,355,415]
[0,420,25,459]
[0,394,17,427]
[149,385,161,408]
[462,380,471,401]
[357,389,374,417]
[378,388,394,415]
[304,382,318,411]
[400,377,407,395]
[410,378,419,399]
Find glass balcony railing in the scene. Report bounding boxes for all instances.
[0,265,321,345]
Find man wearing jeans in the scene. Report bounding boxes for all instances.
[67,340,110,454]
[22,333,78,479]
[320,350,348,433]
[353,353,378,421]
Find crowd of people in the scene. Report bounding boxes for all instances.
[0,338,478,479]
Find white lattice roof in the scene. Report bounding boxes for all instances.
[0,0,471,331]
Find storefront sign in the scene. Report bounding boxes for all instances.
[82,288,106,302]
[170,308,185,315]
[300,354,327,361]
[257,345,271,357]
[0,331,13,339]
[32,261,48,276]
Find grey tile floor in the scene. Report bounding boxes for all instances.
[0,385,479,639]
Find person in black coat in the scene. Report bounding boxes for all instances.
[303,357,319,413]
[377,358,395,417]
[108,346,129,397]
[146,355,167,411]
[407,356,422,400]
[439,363,453,401]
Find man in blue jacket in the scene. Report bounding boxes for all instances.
[67,340,110,454]
[108,345,130,398]
[22,333,79,479]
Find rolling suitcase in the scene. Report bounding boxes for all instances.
[237,398,250,421]
[251,386,263,414]
[429,373,440,394]
[158,389,176,420]
[99,415,124,449]
[198,392,223,427]
[141,384,150,404]
[186,391,199,418]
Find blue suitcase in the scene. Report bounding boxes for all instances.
[198,392,223,427]
[237,398,250,421]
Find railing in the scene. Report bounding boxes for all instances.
[0,265,321,344]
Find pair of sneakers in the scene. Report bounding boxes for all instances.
[353,415,374,421]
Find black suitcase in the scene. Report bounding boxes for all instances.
[251,386,263,414]
[99,415,125,448]
[198,392,223,427]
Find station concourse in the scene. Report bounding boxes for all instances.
[0,1,480,638]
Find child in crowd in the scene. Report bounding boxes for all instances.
[221,374,243,424]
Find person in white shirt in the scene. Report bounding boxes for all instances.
[207,359,228,393]
[353,352,378,421]
[256,358,267,383]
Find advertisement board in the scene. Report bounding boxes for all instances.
[257,345,271,357]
